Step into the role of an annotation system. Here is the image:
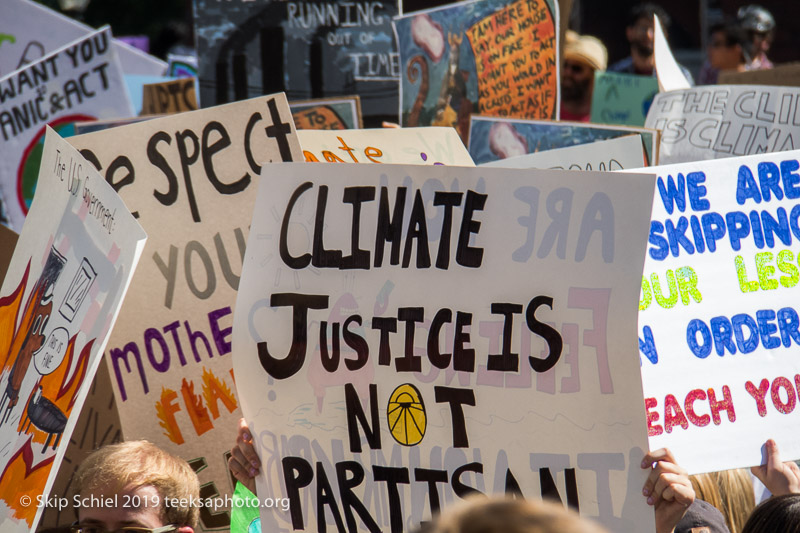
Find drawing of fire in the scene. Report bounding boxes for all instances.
[0,247,66,425]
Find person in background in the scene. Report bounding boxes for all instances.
[741,494,800,533]
[71,440,199,533]
[560,32,608,122]
[608,3,694,85]
[690,469,755,533]
[737,5,775,70]
[705,20,751,82]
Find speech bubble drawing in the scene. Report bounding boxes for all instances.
[34,327,69,375]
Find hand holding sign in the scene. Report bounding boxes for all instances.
[751,439,800,497]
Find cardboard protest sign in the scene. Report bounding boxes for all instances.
[653,15,689,93]
[0,128,146,532]
[469,116,658,166]
[0,0,166,78]
[0,225,18,284]
[233,162,658,531]
[67,93,303,530]
[0,28,134,232]
[482,134,647,170]
[73,116,155,136]
[622,149,800,474]
[717,63,800,87]
[193,0,399,126]
[646,85,800,165]
[291,97,363,130]
[590,72,659,127]
[396,0,559,141]
[298,126,475,165]
[142,77,198,115]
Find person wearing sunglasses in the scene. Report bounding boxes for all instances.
[69,440,199,533]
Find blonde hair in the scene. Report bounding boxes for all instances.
[691,469,755,533]
[73,440,200,528]
[426,496,610,533]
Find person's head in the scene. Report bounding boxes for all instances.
[561,35,607,102]
[690,469,754,533]
[423,495,610,533]
[708,21,751,71]
[625,3,670,57]
[737,5,775,58]
[72,440,200,533]
[742,493,800,533]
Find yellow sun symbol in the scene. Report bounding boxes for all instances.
[387,384,426,446]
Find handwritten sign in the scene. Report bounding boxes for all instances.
[396,0,558,140]
[469,115,658,165]
[590,72,658,127]
[0,0,166,77]
[66,94,302,531]
[645,85,800,165]
[482,134,646,170]
[298,126,475,165]
[233,162,657,532]
[622,149,800,474]
[0,128,146,532]
[290,97,363,130]
[194,0,399,126]
[0,28,134,232]
[141,77,198,115]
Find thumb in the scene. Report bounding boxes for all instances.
[766,439,782,471]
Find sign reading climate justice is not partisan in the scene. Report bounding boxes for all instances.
[233,162,658,532]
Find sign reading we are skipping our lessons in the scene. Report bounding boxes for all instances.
[233,162,657,532]
[628,149,800,474]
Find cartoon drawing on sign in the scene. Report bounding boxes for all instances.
[0,248,96,455]
[406,15,472,139]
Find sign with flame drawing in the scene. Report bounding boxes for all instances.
[0,128,146,532]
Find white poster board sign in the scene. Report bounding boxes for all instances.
[298,127,474,165]
[653,15,690,93]
[645,85,800,165]
[481,135,647,170]
[0,0,166,77]
[623,149,800,474]
[233,162,657,531]
[0,128,146,532]
[0,28,134,231]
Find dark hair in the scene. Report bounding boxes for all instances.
[742,494,800,533]
[627,3,670,29]
[710,20,752,62]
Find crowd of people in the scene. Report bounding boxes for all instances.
[559,3,777,121]
[29,2,797,533]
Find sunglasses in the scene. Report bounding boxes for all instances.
[70,523,178,533]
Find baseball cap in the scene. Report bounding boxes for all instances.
[674,499,731,533]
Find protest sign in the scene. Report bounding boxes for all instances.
[482,134,646,170]
[645,85,800,165]
[291,97,363,130]
[193,0,399,126]
[469,116,658,166]
[67,93,303,530]
[396,0,559,141]
[141,77,198,115]
[717,63,800,87]
[298,126,474,165]
[233,162,657,531]
[622,149,800,474]
[590,72,659,127]
[73,116,155,135]
[0,28,134,232]
[167,54,199,79]
[0,128,146,532]
[653,15,689,93]
[0,0,166,78]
